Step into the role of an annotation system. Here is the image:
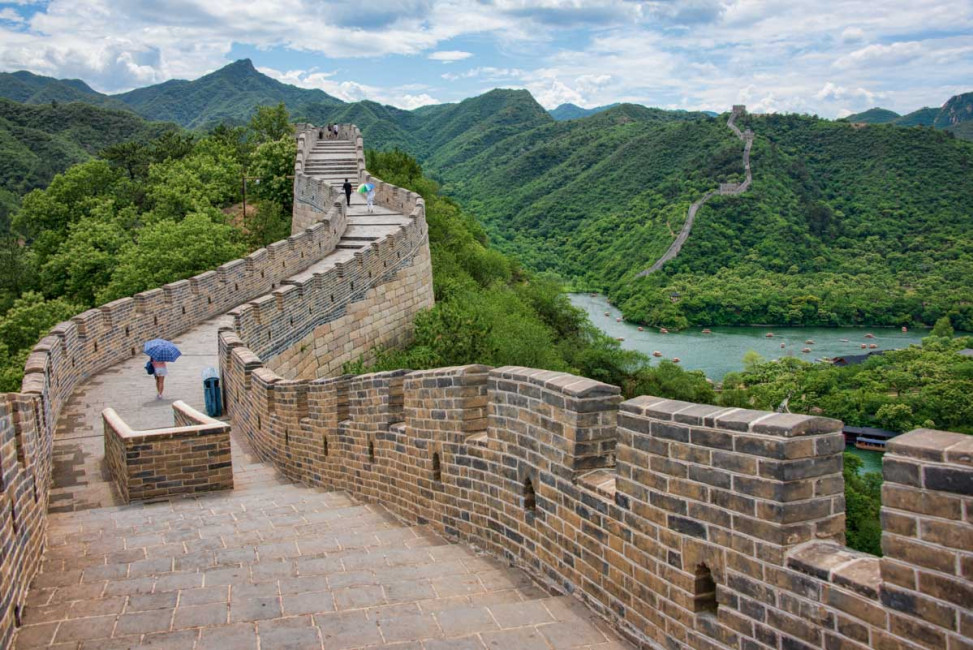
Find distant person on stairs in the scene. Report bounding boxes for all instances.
[366,187,375,213]
[326,122,333,139]
[342,179,353,207]
[333,124,339,139]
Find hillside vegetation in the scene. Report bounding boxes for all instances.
[844,91,973,139]
[0,98,177,229]
[0,60,344,130]
[330,92,973,331]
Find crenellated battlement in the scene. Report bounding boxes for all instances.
[218,344,973,649]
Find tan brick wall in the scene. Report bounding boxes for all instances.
[221,353,973,650]
[103,401,233,503]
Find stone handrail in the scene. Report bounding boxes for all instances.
[638,105,754,277]
[103,401,232,502]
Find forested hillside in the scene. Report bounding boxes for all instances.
[613,114,973,329]
[299,90,973,331]
[113,60,343,129]
[843,91,973,140]
[0,60,343,130]
[0,98,177,229]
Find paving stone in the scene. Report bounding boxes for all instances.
[66,596,127,619]
[53,615,117,643]
[424,636,486,650]
[230,596,282,622]
[537,621,610,648]
[480,626,552,649]
[12,622,58,647]
[198,623,259,649]
[435,607,498,637]
[115,608,174,636]
[314,611,383,649]
[377,613,442,644]
[386,580,437,604]
[127,591,179,611]
[173,603,229,629]
[282,591,336,616]
[178,586,228,606]
[333,584,386,610]
[257,617,322,650]
[488,600,555,628]
[141,629,200,648]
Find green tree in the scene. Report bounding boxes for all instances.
[244,201,290,250]
[843,453,883,555]
[249,137,296,213]
[930,315,955,338]
[0,291,82,353]
[97,209,247,303]
[249,103,293,145]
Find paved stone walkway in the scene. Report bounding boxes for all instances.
[20,433,628,648]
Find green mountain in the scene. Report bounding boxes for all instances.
[895,107,938,127]
[0,98,177,229]
[322,89,973,330]
[842,92,973,140]
[844,107,901,123]
[113,59,343,129]
[934,91,973,129]
[0,60,344,130]
[0,71,128,110]
[549,103,620,121]
[432,106,973,329]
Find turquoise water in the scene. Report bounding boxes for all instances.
[845,445,883,475]
[570,293,928,380]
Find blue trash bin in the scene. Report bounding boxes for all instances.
[203,376,222,417]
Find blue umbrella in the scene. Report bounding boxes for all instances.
[143,339,182,362]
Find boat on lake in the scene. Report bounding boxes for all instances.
[845,426,898,452]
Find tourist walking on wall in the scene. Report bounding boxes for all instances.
[326,122,334,139]
[366,187,375,213]
[343,179,353,207]
[333,124,339,139]
[143,339,182,400]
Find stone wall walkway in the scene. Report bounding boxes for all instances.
[48,190,407,514]
[18,468,627,649]
[22,133,633,649]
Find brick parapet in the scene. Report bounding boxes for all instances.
[221,336,973,649]
[103,401,233,503]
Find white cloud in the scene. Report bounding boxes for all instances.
[0,8,24,23]
[840,26,864,43]
[259,66,441,109]
[834,41,923,69]
[0,0,969,117]
[428,50,472,62]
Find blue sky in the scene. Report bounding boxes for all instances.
[0,1,971,117]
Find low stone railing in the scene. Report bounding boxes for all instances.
[103,401,232,503]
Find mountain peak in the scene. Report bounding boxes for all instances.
[214,58,259,78]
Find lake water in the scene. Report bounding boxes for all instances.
[846,446,883,475]
[569,293,928,380]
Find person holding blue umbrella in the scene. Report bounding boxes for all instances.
[143,339,182,399]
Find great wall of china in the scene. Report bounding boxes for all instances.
[0,119,970,650]
[638,105,754,277]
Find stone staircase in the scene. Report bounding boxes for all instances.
[15,436,625,648]
[304,140,360,189]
